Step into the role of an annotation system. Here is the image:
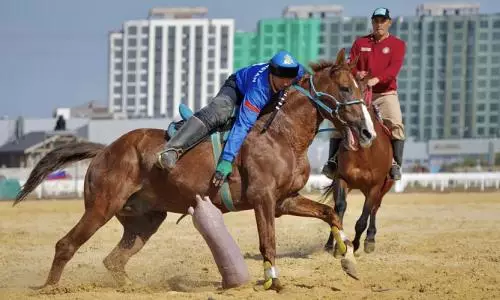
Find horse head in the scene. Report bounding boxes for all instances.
[306,48,377,150]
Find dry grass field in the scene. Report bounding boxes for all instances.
[0,192,499,300]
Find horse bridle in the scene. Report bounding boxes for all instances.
[292,74,365,125]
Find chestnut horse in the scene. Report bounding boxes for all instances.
[14,49,376,291]
[323,86,395,255]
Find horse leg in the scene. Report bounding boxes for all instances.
[40,203,117,288]
[352,198,370,252]
[352,185,382,252]
[365,179,392,253]
[103,210,167,285]
[325,179,349,254]
[276,193,358,280]
[253,199,283,292]
[364,199,382,253]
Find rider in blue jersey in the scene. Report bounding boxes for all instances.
[157,50,306,186]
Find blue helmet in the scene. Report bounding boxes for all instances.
[269,50,299,78]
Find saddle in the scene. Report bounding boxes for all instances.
[166,104,233,144]
[166,104,236,211]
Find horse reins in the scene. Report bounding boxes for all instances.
[293,74,365,125]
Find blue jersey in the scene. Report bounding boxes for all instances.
[220,63,306,162]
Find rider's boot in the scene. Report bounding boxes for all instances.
[156,115,209,170]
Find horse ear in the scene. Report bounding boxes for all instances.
[335,48,346,65]
[348,54,359,70]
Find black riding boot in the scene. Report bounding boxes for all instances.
[390,139,405,180]
[321,138,342,180]
[157,115,209,170]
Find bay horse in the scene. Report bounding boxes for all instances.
[14,49,376,292]
[323,84,395,255]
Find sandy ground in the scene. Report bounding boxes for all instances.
[0,192,499,300]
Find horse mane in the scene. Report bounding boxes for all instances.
[309,59,336,72]
[295,59,336,86]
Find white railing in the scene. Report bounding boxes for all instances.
[14,172,500,199]
[304,172,500,193]
[393,172,500,192]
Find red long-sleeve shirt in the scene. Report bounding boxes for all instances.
[348,34,406,93]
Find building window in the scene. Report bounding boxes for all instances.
[128,26,137,35]
[356,23,366,31]
[127,50,136,58]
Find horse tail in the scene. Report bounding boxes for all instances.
[14,142,106,206]
[317,179,337,205]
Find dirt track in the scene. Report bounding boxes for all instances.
[0,192,499,299]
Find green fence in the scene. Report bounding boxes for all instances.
[0,179,21,200]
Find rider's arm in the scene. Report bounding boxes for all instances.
[221,88,267,163]
[377,40,406,83]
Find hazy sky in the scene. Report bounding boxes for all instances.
[1,0,499,118]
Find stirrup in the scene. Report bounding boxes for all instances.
[157,148,183,170]
[389,163,401,180]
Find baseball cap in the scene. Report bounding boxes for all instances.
[372,7,391,19]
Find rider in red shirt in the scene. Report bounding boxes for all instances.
[322,7,406,180]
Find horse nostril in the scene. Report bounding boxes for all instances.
[362,129,372,140]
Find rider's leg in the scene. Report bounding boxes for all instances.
[372,93,405,180]
[321,131,343,180]
[157,74,242,170]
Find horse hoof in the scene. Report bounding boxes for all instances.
[116,276,133,287]
[260,278,283,292]
[30,283,59,293]
[30,284,49,291]
[341,258,359,280]
[341,246,359,280]
[364,240,376,253]
[270,278,284,292]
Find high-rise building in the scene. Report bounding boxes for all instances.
[108,7,234,118]
[390,11,500,140]
[233,5,327,70]
[415,3,480,17]
[236,4,500,140]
